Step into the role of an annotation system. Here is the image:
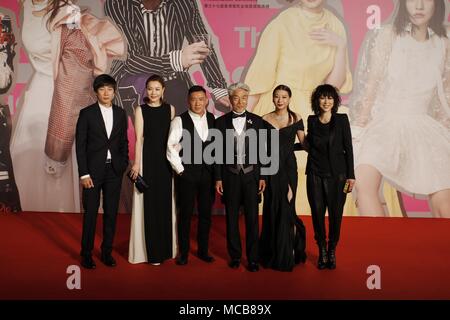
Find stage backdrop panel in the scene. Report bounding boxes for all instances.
[1,0,449,217]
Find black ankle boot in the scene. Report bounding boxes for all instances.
[327,243,336,269]
[317,245,328,270]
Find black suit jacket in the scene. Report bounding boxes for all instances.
[76,103,129,180]
[306,113,355,179]
[214,111,266,182]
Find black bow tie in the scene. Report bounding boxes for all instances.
[232,112,246,119]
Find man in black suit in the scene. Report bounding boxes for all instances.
[215,83,266,272]
[167,85,216,266]
[76,74,129,269]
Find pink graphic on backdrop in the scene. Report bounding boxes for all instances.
[341,0,395,66]
[19,48,28,64]
[201,3,278,82]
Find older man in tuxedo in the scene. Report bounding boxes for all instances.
[215,83,267,272]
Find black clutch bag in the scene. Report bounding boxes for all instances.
[127,171,149,193]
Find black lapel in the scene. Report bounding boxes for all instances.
[244,113,254,165]
[95,103,108,138]
[328,114,336,152]
[206,112,214,128]
[226,112,234,131]
[111,105,121,138]
[206,112,215,140]
[245,112,254,131]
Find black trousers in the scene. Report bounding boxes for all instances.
[306,173,347,248]
[222,171,259,263]
[176,169,214,258]
[81,163,122,257]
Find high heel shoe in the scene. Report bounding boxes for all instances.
[317,245,328,270]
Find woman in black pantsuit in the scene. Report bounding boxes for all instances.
[306,84,355,270]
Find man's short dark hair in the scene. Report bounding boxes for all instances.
[188,85,207,97]
[93,74,117,92]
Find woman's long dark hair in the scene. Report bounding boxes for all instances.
[310,84,341,116]
[394,0,447,38]
[273,84,298,124]
[143,74,166,104]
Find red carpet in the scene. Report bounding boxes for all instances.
[1,212,450,300]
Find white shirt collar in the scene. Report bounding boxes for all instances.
[188,110,207,119]
[98,102,113,111]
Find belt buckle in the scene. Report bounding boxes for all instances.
[106,159,112,164]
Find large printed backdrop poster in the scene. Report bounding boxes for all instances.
[0,0,449,217]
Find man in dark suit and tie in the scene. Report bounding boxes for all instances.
[167,85,216,266]
[76,74,129,269]
[215,83,266,272]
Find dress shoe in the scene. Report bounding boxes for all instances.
[101,254,117,267]
[248,262,259,272]
[327,245,336,270]
[294,251,307,265]
[197,253,215,263]
[228,259,240,269]
[81,256,96,269]
[176,256,188,265]
[317,245,328,270]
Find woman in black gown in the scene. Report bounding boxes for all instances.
[259,85,307,272]
[130,74,176,265]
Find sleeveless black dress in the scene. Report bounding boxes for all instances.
[260,120,307,271]
[141,103,173,263]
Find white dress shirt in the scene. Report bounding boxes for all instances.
[99,103,113,160]
[232,111,246,135]
[167,110,210,174]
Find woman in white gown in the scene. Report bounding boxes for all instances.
[10,0,123,212]
[350,0,450,217]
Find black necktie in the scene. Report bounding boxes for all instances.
[232,112,246,119]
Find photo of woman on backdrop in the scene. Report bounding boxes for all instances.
[350,0,450,217]
[10,0,123,212]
